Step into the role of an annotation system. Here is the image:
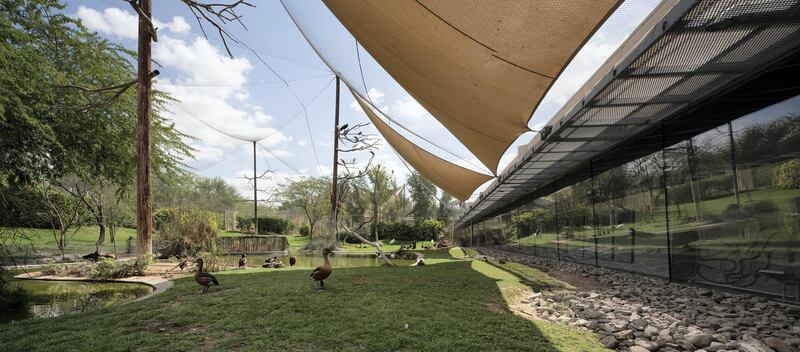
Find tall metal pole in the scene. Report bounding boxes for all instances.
[253,141,258,236]
[330,77,341,241]
[136,0,154,256]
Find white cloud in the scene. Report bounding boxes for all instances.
[349,87,387,112]
[74,6,190,40]
[390,98,428,120]
[75,6,137,39]
[150,35,291,162]
[297,139,307,146]
[155,16,190,34]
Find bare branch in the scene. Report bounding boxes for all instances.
[179,0,255,58]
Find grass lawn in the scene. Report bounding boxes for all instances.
[0,248,609,352]
[2,226,138,257]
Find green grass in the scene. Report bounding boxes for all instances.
[3,226,137,257]
[0,248,608,352]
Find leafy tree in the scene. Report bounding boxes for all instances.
[0,1,193,248]
[366,165,396,240]
[278,177,330,240]
[407,171,435,220]
[436,192,456,223]
[774,159,800,190]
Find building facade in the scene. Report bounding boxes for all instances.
[456,96,800,303]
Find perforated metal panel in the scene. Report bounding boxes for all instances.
[457,0,800,227]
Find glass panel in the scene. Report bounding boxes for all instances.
[555,179,597,266]
[593,152,670,277]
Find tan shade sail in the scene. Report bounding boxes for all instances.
[351,88,492,202]
[325,0,620,173]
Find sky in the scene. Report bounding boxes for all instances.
[64,0,661,202]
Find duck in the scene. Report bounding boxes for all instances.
[238,254,247,268]
[288,256,297,266]
[310,248,332,290]
[194,258,219,293]
[82,251,100,262]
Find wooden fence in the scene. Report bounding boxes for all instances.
[217,236,288,254]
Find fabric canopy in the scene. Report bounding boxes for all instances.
[325,0,621,173]
[351,88,492,201]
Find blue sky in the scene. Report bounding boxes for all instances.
[65,0,661,201]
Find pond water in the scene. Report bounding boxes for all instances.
[224,253,415,269]
[1,279,151,324]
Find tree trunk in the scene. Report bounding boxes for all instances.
[330,77,340,242]
[136,0,154,256]
[96,201,105,246]
[371,180,378,240]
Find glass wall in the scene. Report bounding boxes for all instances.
[460,96,800,302]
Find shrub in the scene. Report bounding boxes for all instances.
[742,200,778,215]
[774,159,800,190]
[156,207,217,258]
[299,224,310,236]
[195,251,226,272]
[302,238,334,251]
[236,216,292,234]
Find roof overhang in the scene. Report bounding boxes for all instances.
[457,0,800,227]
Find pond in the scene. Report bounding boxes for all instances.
[1,279,152,324]
[224,253,415,269]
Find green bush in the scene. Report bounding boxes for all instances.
[774,159,800,190]
[299,224,310,236]
[742,200,778,215]
[236,216,292,234]
[375,219,444,242]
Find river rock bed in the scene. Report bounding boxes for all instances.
[477,248,800,352]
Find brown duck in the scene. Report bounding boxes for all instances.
[310,248,332,289]
[238,254,247,268]
[194,258,219,293]
[288,255,297,266]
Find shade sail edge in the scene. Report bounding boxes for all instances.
[324,0,622,174]
[349,87,492,201]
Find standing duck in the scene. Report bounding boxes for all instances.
[238,254,247,269]
[194,258,219,293]
[310,248,332,290]
[288,256,297,267]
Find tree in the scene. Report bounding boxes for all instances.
[278,177,330,240]
[126,0,253,255]
[37,183,87,264]
[0,1,193,253]
[436,192,456,223]
[774,159,800,190]
[366,165,396,240]
[407,171,436,220]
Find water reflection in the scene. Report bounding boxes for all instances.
[2,280,151,324]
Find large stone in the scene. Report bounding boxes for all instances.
[635,339,659,351]
[600,335,617,349]
[686,333,714,348]
[739,335,776,352]
[629,346,650,352]
[630,318,648,331]
[585,309,604,319]
[764,337,793,352]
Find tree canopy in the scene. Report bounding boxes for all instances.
[0,0,192,189]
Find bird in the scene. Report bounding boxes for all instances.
[288,256,297,266]
[411,252,426,266]
[310,248,333,290]
[339,123,349,131]
[238,254,247,269]
[614,223,625,229]
[194,258,219,293]
[389,239,396,244]
[82,251,100,262]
